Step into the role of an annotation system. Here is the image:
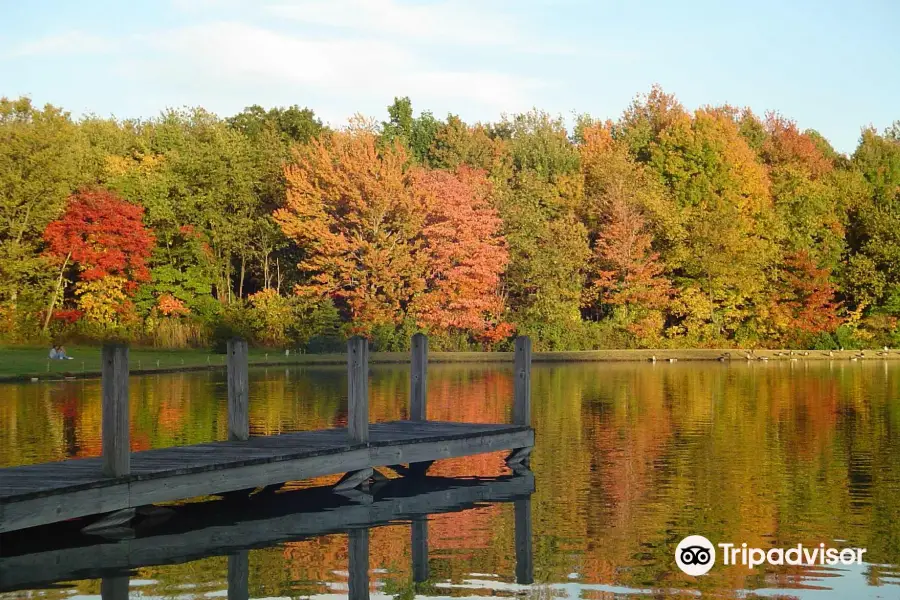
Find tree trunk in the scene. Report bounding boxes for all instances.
[238,254,246,299]
[276,258,282,295]
[42,252,71,333]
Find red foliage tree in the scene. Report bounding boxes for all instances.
[410,167,512,343]
[773,250,842,339]
[41,188,155,330]
[43,188,155,292]
[761,114,834,179]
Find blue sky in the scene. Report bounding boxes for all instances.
[1,0,897,153]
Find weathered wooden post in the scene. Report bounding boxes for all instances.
[227,550,250,600]
[100,576,129,600]
[514,497,534,585]
[513,336,532,426]
[411,515,429,583]
[410,333,428,421]
[102,343,130,478]
[348,528,370,600]
[348,336,369,443]
[227,338,249,441]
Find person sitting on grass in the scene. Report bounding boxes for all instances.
[49,345,73,360]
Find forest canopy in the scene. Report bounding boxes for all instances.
[2,90,899,351]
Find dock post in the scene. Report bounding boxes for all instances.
[227,550,250,600]
[513,336,532,426]
[227,338,249,441]
[100,575,129,600]
[101,343,130,478]
[348,528,370,600]
[514,497,534,585]
[410,333,428,420]
[411,515,429,582]
[348,336,369,443]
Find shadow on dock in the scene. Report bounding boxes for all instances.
[0,470,536,595]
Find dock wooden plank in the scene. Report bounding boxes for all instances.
[0,420,534,533]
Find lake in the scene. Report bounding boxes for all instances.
[1,360,900,598]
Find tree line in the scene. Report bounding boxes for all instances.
[2,87,899,351]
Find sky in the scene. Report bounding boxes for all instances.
[1,0,898,154]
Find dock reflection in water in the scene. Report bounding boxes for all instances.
[0,472,535,598]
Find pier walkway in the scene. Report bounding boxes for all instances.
[0,335,534,534]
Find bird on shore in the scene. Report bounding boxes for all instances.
[758,356,769,362]
[877,350,889,357]
[649,355,657,363]
[718,352,731,362]
[667,357,678,363]
[824,351,834,357]
[801,351,809,356]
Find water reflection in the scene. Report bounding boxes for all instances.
[1,361,900,597]
[0,473,535,599]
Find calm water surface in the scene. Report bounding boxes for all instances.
[2,361,900,598]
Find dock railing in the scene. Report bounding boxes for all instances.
[99,335,533,478]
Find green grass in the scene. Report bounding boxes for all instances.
[0,346,307,381]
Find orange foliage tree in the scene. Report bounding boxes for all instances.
[276,130,512,343]
[275,131,426,333]
[410,167,512,343]
[589,195,670,310]
[579,122,672,342]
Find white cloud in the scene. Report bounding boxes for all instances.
[267,0,575,54]
[268,0,518,47]
[141,21,544,114]
[9,30,115,57]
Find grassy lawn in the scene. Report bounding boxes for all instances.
[0,345,310,381]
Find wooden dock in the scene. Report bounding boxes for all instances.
[0,334,535,534]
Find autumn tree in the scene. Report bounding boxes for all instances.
[765,251,842,345]
[848,127,900,311]
[497,110,590,348]
[107,108,268,305]
[579,122,672,343]
[625,95,777,342]
[42,188,155,330]
[410,167,512,343]
[0,97,86,330]
[754,113,847,271]
[275,130,426,332]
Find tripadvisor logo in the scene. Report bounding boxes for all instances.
[675,535,867,576]
[676,535,716,576]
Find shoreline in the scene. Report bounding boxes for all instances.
[2,348,898,383]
